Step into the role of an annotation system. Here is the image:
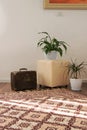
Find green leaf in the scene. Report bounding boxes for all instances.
[37,32,69,57]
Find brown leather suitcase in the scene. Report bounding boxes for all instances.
[11,68,37,91]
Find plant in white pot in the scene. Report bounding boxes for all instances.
[67,59,87,91]
[37,32,68,60]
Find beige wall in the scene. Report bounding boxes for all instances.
[0,0,87,81]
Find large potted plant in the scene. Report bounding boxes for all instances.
[37,32,68,60]
[67,59,87,91]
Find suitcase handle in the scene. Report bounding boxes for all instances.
[19,68,28,71]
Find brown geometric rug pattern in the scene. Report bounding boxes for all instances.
[0,88,87,130]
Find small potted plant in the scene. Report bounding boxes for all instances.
[37,32,68,60]
[67,59,87,91]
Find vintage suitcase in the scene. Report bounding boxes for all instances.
[11,68,37,91]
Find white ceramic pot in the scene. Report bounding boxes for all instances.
[70,78,82,91]
[44,51,57,60]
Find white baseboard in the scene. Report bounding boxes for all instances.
[82,79,87,83]
[0,80,10,83]
[0,79,87,83]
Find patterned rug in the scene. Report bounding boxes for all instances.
[0,88,87,130]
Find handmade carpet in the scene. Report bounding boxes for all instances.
[0,88,87,130]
